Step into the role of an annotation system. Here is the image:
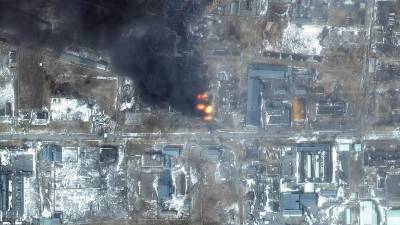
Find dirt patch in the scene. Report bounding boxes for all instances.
[46,75,118,116]
[126,139,154,156]
[348,153,364,190]
[17,47,46,110]
[201,162,239,225]
[48,121,90,133]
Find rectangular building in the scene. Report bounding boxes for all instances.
[141,153,164,168]
[316,101,346,116]
[296,143,332,183]
[264,101,291,127]
[359,201,378,225]
[162,145,182,157]
[387,209,400,225]
[246,64,288,127]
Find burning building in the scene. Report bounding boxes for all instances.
[246,64,289,128]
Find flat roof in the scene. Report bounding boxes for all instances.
[386,175,400,200]
[248,64,288,79]
[245,77,261,127]
[246,64,288,127]
[282,192,301,210]
[360,201,378,225]
[296,143,331,152]
[387,209,400,225]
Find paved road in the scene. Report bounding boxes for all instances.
[0,128,397,143]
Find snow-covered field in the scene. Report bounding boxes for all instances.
[50,98,91,122]
[281,24,324,55]
[0,53,15,120]
[264,23,324,55]
[49,146,128,223]
[259,0,269,16]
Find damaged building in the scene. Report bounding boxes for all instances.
[246,64,290,128]
[281,192,318,217]
[296,143,332,183]
[316,101,347,117]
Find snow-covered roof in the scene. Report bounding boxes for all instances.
[387,209,400,225]
[360,201,378,225]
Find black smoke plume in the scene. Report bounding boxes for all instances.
[0,0,209,114]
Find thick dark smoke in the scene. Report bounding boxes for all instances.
[0,0,208,114]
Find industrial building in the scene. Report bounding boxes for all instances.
[264,101,291,127]
[291,98,305,123]
[1,173,9,211]
[12,175,24,218]
[0,149,35,223]
[375,1,400,54]
[162,145,182,157]
[203,146,223,162]
[137,144,190,218]
[296,143,332,183]
[246,64,289,127]
[281,192,317,217]
[157,170,174,201]
[141,153,165,168]
[13,154,33,174]
[245,64,314,130]
[387,209,400,225]
[0,101,12,120]
[41,145,62,162]
[175,173,186,196]
[359,201,378,225]
[209,0,269,16]
[0,172,27,221]
[246,165,258,179]
[100,145,118,163]
[316,101,347,116]
[385,174,400,203]
[364,150,400,167]
[60,52,109,71]
[32,218,62,225]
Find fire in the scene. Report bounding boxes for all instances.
[203,115,213,122]
[195,103,206,111]
[195,92,214,122]
[196,92,208,100]
[204,105,213,114]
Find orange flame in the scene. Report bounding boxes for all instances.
[195,103,206,111]
[196,92,208,100]
[204,105,213,114]
[195,92,214,122]
[203,115,213,122]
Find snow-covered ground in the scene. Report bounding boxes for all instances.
[0,82,14,108]
[50,98,91,122]
[328,26,361,49]
[281,24,324,55]
[166,164,190,217]
[259,0,268,16]
[332,145,339,184]
[264,23,324,55]
[0,54,15,121]
[55,188,98,222]
[47,146,129,223]
[119,77,136,112]
[190,167,198,185]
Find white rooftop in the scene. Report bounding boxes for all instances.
[359,201,378,225]
[387,209,400,225]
